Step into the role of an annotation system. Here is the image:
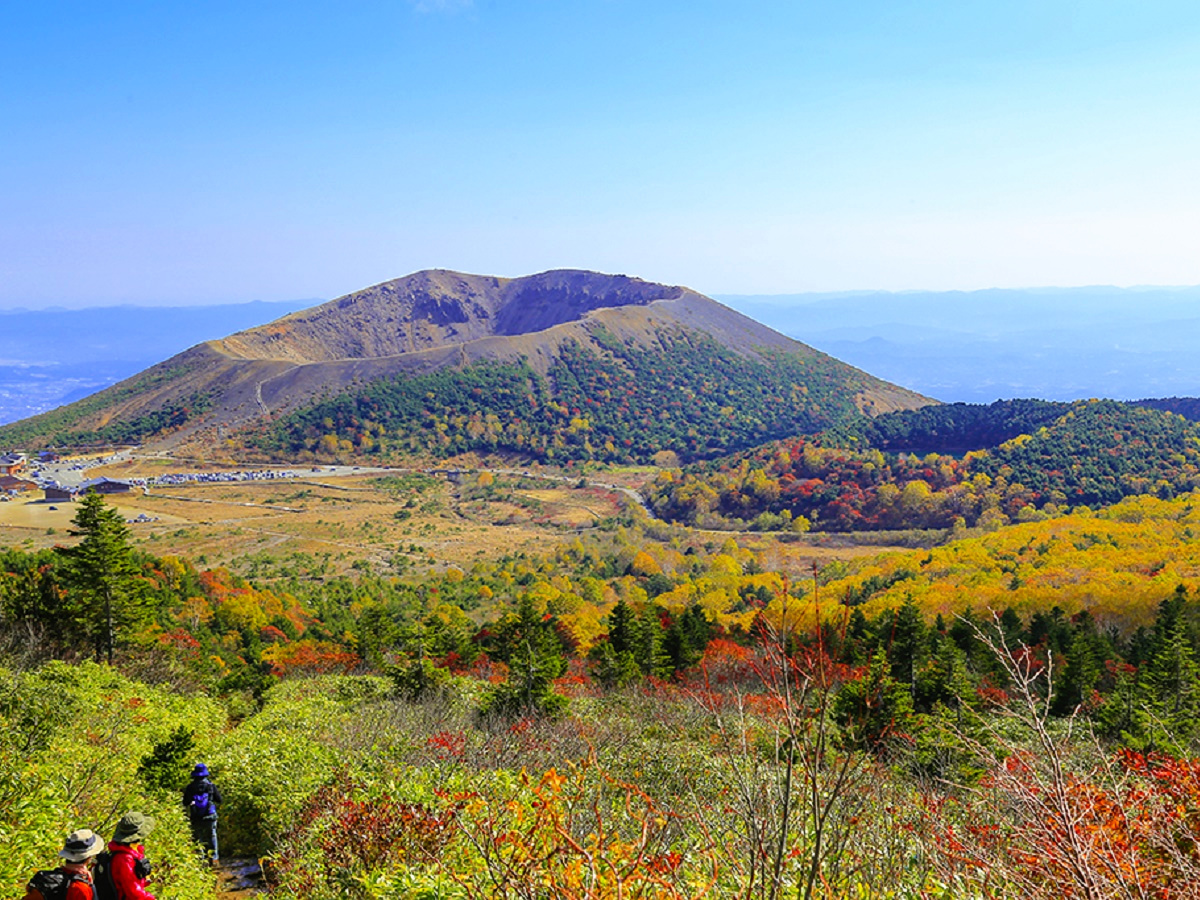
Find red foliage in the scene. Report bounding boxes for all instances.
[270,773,460,894]
[426,730,466,760]
[266,642,360,677]
[158,628,201,652]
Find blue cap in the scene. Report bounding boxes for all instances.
[192,763,209,778]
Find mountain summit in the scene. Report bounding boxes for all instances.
[0,269,933,461]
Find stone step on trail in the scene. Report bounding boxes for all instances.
[214,858,263,898]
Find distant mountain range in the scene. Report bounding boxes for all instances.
[0,300,312,425]
[0,270,929,461]
[718,286,1200,403]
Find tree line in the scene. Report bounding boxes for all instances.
[648,399,1200,532]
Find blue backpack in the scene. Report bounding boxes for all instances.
[188,780,217,819]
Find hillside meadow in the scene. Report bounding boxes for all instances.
[8,466,1200,897]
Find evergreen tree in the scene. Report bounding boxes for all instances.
[844,607,873,666]
[663,604,713,672]
[949,606,998,677]
[607,599,636,655]
[1028,605,1071,658]
[57,492,149,663]
[1138,616,1200,753]
[997,606,1025,648]
[885,595,928,689]
[480,595,568,719]
[630,606,672,678]
[1051,623,1104,716]
[914,634,974,714]
[833,649,915,754]
[589,640,641,688]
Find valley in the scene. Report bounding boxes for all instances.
[6,270,1200,899]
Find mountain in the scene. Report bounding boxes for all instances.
[0,269,932,462]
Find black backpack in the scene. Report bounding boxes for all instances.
[92,848,150,900]
[91,851,116,900]
[24,869,87,900]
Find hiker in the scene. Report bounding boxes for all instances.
[23,829,104,900]
[182,762,222,862]
[100,812,156,900]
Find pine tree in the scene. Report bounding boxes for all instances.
[914,633,974,714]
[833,649,915,754]
[589,640,640,688]
[631,606,672,678]
[1051,626,1104,716]
[607,598,636,654]
[666,603,713,672]
[1139,617,1200,753]
[480,595,568,719]
[58,492,149,663]
[885,594,928,688]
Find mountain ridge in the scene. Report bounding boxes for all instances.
[0,269,933,458]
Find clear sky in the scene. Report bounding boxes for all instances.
[3,1,1200,307]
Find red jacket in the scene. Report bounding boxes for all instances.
[64,870,94,900]
[23,866,94,900]
[106,842,155,900]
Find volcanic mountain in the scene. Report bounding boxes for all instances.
[0,269,934,462]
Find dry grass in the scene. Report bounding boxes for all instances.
[0,461,915,581]
[0,467,629,576]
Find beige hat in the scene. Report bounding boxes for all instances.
[59,829,104,862]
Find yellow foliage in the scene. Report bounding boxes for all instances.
[823,490,1200,630]
[630,551,661,577]
[708,553,742,577]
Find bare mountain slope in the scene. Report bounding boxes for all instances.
[0,269,933,458]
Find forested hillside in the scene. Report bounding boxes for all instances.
[649,398,1200,531]
[256,333,881,464]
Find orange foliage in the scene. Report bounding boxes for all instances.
[262,640,360,677]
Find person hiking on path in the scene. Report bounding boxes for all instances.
[23,829,104,900]
[181,762,222,863]
[102,812,156,900]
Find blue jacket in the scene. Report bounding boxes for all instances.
[182,777,222,819]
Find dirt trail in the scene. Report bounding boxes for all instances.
[214,859,264,898]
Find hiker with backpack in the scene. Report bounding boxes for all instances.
[23,829,105,900]
[181,762,221,863]
[96,812,156,900]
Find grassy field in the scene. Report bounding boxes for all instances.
[0,457,914,581]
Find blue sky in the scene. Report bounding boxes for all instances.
[3,1,1200,307]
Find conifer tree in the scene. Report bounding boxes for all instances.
[914,633,974,714]
[1050,612,1107,716]
[606,598,636,654]
[631,606,672,678]
[58,491,148,663]
[589,640,640,688]
[833,649,915,754]
[1139,616,1200,752]
[885,594,928,689]
[481,594,568,719]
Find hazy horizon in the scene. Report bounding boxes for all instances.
[4,279,1200,313]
